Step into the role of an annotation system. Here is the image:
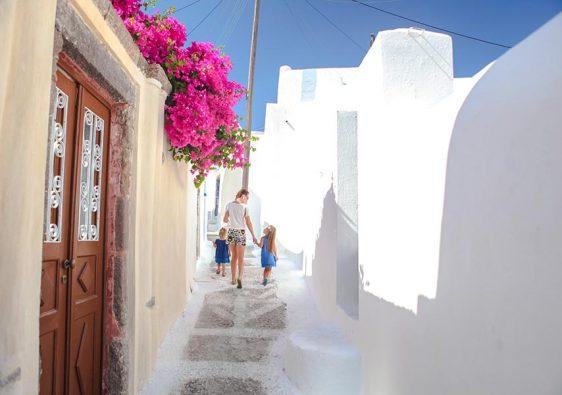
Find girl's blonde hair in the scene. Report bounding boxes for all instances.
[267,225,277,253]
[219,227,227,239]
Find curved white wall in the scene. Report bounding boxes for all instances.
[360,13,562,394]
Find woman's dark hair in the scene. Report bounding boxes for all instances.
[236,188,249,199]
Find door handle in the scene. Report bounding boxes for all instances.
[62,259,76,270]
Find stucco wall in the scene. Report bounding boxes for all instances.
[261,14,562,395]
[133,79,197,388]
[359,13,562,394]
[256,29,468,326]
[356,30,480,313]
[0,1,58,393]
[0,0,198,392]
[254,65,356,261]
[257,19,562,392]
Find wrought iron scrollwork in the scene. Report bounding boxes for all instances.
[44,88,68,243]
[78,108,104,241]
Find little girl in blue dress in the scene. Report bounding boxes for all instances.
[258,225,278,286]
[213,228,230,277]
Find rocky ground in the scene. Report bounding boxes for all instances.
[140,250,320,394]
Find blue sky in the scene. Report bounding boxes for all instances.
[156,0,561,131]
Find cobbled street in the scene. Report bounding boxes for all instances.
[141,252,320,394]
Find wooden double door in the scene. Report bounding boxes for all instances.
[40,67,110,395]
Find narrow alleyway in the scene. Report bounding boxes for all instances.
[140,249,320,394]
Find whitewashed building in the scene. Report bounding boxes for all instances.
[252,13,562,395]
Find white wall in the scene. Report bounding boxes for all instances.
[359,13,562,394]
[256,28,471,316]
[253,65,356,262]
[356,29,482,312]
[259,16,562,393]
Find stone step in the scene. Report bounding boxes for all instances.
[283,324,361,395]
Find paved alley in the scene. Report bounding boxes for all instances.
[140,252,319,394]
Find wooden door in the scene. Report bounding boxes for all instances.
[40,70,78,395]
[40,67,110,395]
[67,88,109,395]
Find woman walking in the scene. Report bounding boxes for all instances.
[223,188,258,289]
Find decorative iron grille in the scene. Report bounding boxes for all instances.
[44,88,68,242]
[78,108,104,241]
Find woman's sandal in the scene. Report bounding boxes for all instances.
[237,279,242,289]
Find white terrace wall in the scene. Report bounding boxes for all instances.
[358,13,562,394]
[357,14,562,394]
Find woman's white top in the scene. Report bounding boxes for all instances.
[226,201,247,229]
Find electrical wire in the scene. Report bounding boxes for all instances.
[304,0,367,52]
[189,0,225,35]
[323,0,399,3]
[349,0,512,48]
[221,0,250,45]
[282,0,316,51]
[214,0,238,40]
[171,0,204,15]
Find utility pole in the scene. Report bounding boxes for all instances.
[242,0,261,189]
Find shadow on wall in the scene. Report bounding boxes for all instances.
[358,14,562,395]
[309,186,359,321]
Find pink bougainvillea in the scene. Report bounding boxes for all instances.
[111,0,254,187]
[112,0,142,18]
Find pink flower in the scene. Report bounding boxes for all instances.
[111,0,251,184]
[112,0,141,17]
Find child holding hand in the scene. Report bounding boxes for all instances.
[213,228,230,277]
[259,225,278,286]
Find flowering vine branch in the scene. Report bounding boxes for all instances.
[112,0,256,187]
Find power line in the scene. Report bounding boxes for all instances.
[282,0,316,51]
[349,0,512,49]
[304,0,367,52]
[189,0,225,35]
[220,0,250,45]
[171,0,204,15]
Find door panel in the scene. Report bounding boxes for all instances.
[70,314,97,395]
[68,87,109,395]
[40,70,77,395]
